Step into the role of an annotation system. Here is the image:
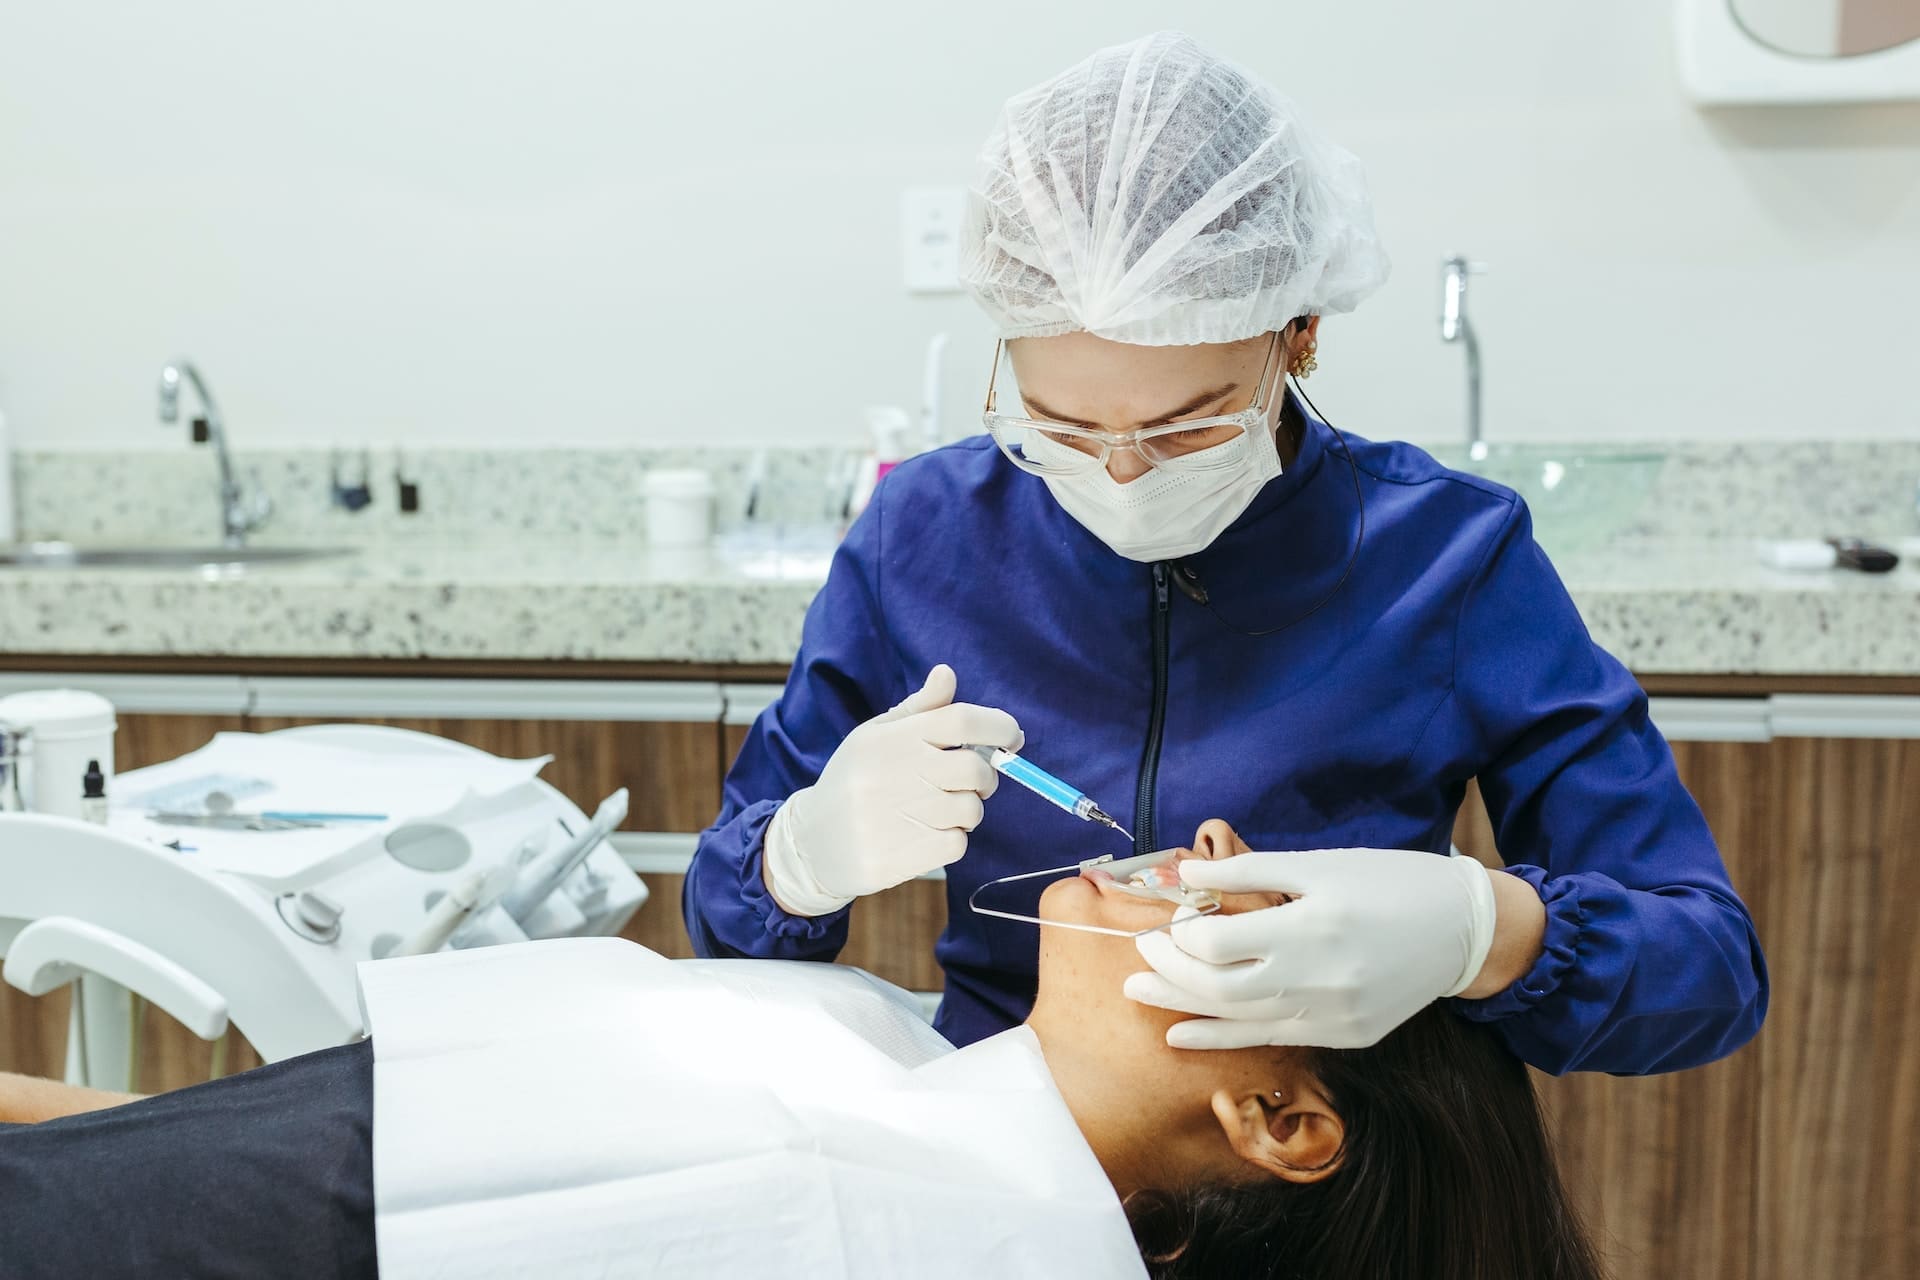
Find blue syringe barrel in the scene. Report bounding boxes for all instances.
[972,746,1089,816]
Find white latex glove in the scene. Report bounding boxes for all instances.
[1124,849,1498,1050]
[762,665,1022,916]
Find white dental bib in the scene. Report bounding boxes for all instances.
[358,938,1146,1279]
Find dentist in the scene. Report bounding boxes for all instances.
[685,31,1765,1075]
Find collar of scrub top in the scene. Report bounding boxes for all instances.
[968,849,1223,938]
[1206,384,1333,542]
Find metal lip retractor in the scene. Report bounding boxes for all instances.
[968,849,1222,938]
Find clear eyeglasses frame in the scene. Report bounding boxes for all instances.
[968,849,1223,938]
[981,331,1285,478]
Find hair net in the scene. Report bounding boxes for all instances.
[959,31,1390,346]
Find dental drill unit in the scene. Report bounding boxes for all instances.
[443,788,632,949]
[0,723,645,1089]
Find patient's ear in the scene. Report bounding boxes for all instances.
[1210,1080,1345,1184]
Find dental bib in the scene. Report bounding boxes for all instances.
[359,938,1145,1279]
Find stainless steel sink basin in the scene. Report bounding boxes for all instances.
[0,542,355,569]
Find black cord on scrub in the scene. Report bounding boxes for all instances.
[1168,378,1368,639]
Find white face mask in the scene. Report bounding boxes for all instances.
[1033,423,1285,562]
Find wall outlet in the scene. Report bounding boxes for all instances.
[899,186,968,294]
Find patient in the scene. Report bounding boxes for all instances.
[0,820,1600,1279]
[1033,820,1603,1279]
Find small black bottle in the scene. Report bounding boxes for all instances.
[80,758,108,825]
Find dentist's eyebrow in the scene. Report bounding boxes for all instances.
[1021,383,1240,428]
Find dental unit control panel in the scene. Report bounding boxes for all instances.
[0,723,645,1087]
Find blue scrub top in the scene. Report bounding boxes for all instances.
[684,404,1768,1075]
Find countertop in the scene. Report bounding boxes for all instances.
[2,535,1919,675]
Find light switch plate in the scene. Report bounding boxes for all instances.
[900,186,968,294]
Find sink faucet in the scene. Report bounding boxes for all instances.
[1440,256,1488,461]
[158,359,270,547]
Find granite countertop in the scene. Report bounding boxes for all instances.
[2,533,1918,675]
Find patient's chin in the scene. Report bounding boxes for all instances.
[1039,873,1161,928]
[1038,874,1101,925]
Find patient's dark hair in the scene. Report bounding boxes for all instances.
[1125,1006,1604,1280]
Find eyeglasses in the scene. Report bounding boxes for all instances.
[982,332,1285,478]
[968,849,1223,938]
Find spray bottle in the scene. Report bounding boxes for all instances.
[847,406,916,521]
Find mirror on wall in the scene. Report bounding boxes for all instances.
[1731,0,1920,58]
[1680,0,1920,103]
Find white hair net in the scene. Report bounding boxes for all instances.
[959,31,1390,346]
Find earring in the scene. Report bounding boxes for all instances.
[1290,343,1319,379]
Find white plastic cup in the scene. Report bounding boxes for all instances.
[0,689,117,821]
[642,468,715,548]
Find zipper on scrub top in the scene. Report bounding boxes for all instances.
[1133,562,1173,857]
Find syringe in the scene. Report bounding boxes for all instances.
[970,746,1132,840]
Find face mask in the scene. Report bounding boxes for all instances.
[1034,423,1285,562]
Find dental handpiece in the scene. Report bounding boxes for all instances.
[500,787,630,923]
[389,866,498,958]
[969,746,1132,840]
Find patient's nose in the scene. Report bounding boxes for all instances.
[1190,819,1247,860]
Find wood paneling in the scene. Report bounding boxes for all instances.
[0,987,264,1092]
[1753,738,1920,1280]
[12,651,1920,697]
[246,715,723,833]
[112,710,245,776]
[1455,738,1920,1280]
[1456,751,1762,1280]
[624,873,948,995]
[0,984,68,1081]
[1635,673,1920,698]
[134,1010,264,1092]
[839,880,948,993]
[621,877,696,960]
[723,723,753,770]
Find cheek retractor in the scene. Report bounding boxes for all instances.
[969,849,1221,938]
[1097,850,1219,909]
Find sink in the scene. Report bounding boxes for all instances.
[1428,447,1667,554]
[0,542,356,569]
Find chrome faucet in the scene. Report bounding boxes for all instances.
[158,360,270,546]
[1440,256,1488,461]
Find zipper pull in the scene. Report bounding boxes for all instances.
[1153,561,1170,612]
[1172,561,1209,605]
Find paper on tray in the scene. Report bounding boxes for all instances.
[118,732,549,820]
[113,732,553,885]
[360,939,1146,1280]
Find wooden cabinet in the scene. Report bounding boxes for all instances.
[1455,735,1920,1280]
[1754,737,1919,1279]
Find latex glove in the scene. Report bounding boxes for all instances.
[762,665,1022,916]
[1124,849,1498,1050]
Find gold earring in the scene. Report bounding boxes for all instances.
[1290,343,1319,379]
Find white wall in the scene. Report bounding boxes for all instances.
[2,1,1916,450]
